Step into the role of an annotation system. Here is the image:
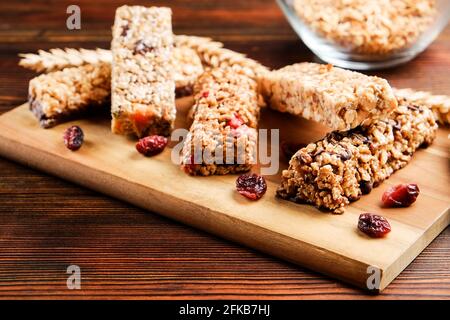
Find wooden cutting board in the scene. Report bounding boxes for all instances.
[0,99,448,291]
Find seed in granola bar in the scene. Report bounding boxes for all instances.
[134,40,155,55]
[382,183,420,207]
[392,121,402,131]
[358,213,391,238]
[121,24,129,37]
[236,173,267,201]
[136,135,168,157]
[63,125,84,151]
[227,113,245,129]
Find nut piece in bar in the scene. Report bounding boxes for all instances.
[260,63,398,131]
[28,63,110,128]
[277,103,437,214]
[111,6,175,137]
[180,67,260,176]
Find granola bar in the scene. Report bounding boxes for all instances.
[394,88,450,125]
[28,63,110,128]
[277,103,437,214]
[19,46,203,97]
[260,63,398,131]
[111,6,175,137]
[180,67,260,176]
[293,0,436,55]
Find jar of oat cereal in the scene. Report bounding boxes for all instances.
[277,0,450,70]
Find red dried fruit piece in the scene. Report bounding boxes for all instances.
[136,135,168,157]
[201,91,209,98]
[236,173,267,200]
[358,213,391,238]
[227,113,245,129]
[63,125,84,151]
[382,183,420,207]
[182,155,197,174]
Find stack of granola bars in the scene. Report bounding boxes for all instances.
[19,5,448,214]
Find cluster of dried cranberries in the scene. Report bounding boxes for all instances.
[358,183,420,238]
[63,124,422,242]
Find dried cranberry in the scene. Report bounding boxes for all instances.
[382,183,419,207]
[201,91,209,98]
[182,155,197,174]
[227,113,244,129]
[359,180,373,195]
[236,173,267,200]
[358,213,391,238]
[63,125,84,151]
[136,135,168,156]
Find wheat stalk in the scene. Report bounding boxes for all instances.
[19,48,112,73]
[175,35,269,78]
[19,35,269,78]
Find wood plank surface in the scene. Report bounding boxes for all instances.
[1,98,449,292]
[0,0,449,299]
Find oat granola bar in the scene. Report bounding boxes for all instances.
[394,88,450,125]
[180,67,260,176]
[28,63,110,128]
[277,103,437,214]
[111,6,175,137]
[260,63,398,131]
[19,46,203,97]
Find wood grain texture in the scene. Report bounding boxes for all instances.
[0,0,449,299]
[1,100,450,292]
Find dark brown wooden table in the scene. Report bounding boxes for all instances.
[0,0,448,299]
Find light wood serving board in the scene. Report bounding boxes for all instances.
[0,99,448,291]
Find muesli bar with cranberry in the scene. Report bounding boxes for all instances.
[111,5,175,137]
[28,63,110,128]
[180,67,260,176]
[277,103,437,214]
[260,63,398,131]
